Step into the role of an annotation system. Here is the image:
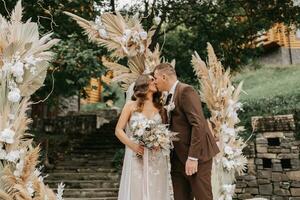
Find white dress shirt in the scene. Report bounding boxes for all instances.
[168,81,198,161]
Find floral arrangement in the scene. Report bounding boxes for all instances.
[0,1,63,199]
[65,11,175,91]
[192,43,247,200]
[130,116,178,156]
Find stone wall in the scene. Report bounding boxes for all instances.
[32,109,119,135]
[235,114,300,199]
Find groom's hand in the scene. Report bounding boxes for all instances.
[185,159,198,176]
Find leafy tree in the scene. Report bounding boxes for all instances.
[122,0,300,83]
[0,0,113,112]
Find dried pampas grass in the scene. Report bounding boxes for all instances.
[192,43,247,200]
[0,1,63,199]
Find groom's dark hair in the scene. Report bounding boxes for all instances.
[154,63,177,77]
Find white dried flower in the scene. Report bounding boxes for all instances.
[8,88,21,102]
[164,102,175,113]
[98,28,108,39]
[26,182,34,197]
[56,182,65,200]
[222,184,235,200]
[2,62,12,74]
[221,124,235,137]
[139,31,147,40]
[0,128,15,144]
[24,55,37,66]
[135,129,144,137]
[5,150,20,163]
[224,145,234,156]
[11,61,24,78]
[222,157,235,171]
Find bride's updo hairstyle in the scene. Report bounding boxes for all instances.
[132,74,162,112]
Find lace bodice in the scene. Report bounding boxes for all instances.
[127,112,162,137]
[130,111,162,123]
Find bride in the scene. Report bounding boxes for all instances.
[115,74,172,200]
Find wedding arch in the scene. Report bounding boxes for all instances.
[0,1,63,199]
[66,9,247,200]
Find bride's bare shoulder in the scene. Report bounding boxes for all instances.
[123,101,137,112]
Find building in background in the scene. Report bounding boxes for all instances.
[256,23,300,65]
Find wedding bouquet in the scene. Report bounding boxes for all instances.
[130,119,178,156]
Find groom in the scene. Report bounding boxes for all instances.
[153,63,219,200]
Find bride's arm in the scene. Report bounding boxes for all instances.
[115,101,144,156]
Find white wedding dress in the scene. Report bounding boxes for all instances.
[118,112,173,200]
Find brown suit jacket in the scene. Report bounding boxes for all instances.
[169,82,219,164]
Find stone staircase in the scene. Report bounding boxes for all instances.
[45,120,123,200]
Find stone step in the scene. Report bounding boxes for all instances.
[62,154,119,161]
[45,180,119,189]
[73,145,122,151]
[56,159,114,166]
[52,165,115,170]
[53,188,118,198]
[48,167,117,173]
[71,149,119,154]
[47,172,120,180]
[78,142,122,147]
[64,197,117,200]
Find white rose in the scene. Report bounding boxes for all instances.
[139,31,147,40]
[224,145,234,156]
[11,61,24,78]
[8,88,21,103]
[0,128,15,144]
[0,146,7,160]
[135,129,144,136]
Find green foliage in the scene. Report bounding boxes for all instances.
[113,148,125,171]
[0,0,110,107]
[101,83,125,108]
[233,65,300,140]
[234,65,300,100]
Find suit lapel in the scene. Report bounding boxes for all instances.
[169,82,181,126]
[173,82,181,107]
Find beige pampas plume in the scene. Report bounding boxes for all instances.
[10,0,23,22]
[192,42,247,200]
[64,11,101,43]
[66,10,170,91]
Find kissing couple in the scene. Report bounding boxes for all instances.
[115,63,219,200]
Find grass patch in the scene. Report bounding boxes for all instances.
[234,65,300,102]
[233,64,300,140]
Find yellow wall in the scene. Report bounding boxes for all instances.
[83,71,114,104]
